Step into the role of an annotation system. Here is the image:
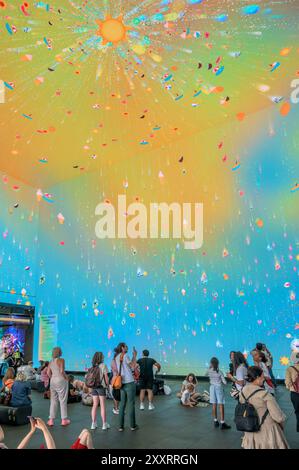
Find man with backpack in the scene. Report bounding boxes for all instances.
[285,350,299,432]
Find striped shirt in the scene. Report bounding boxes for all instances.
[205,367,227,385]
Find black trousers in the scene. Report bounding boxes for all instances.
[290,391,299,432]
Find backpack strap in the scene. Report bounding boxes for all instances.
[259,409,269,429]
[243,388,270,429]
[291,366,299,374]
[242,388,264,402]
[118,353,124,375]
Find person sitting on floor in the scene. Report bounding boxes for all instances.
[0,367,15,405]
[40,361,50,389]
[71,429,94,449]
[177,373,201,402]
[1,419,94,450]
[82,385,94,406]
[18,361,37,381]
[36,360,45,374]
[72,378,85,393]
[11,371,32,407]
[67,375,82,403]
[1,418,55,449]
[177,373,211,403]
[180,383,198,407]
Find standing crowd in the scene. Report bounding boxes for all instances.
[0,341,298,450]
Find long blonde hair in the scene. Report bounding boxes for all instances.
[52,347,62,359]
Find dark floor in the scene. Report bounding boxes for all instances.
[2,381,298,449]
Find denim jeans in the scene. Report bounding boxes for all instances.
[119,382,136,428]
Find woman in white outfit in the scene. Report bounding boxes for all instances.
[47,347,70,427]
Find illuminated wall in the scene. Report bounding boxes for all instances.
[32,106,299,376]
[0,1,299,376]
[0,172,39,306]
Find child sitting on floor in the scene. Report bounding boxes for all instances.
[177,373,200,401]
[177,372,210,404]
[180,383,198,407]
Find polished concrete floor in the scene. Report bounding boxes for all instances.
[2,381,298,449]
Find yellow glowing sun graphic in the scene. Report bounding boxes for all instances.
[279,356,290,366]
[96,15,130,45]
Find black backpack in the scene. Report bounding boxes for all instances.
[235,389,269,432]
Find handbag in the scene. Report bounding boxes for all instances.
[230,383,240,400]
[111,354,124,390]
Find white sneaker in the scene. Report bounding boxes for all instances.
[102,422,110,430]
[112,408,119,415]
[91,422,97,430]
[148,403,155,411]
[140,403,145,410]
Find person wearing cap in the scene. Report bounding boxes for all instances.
[285,350,299,432]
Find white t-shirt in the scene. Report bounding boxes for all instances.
[99,363,109,387]
[181,390,191,405]
[115,353,134,384]
[235,364,247,391]
[182,379,196,391]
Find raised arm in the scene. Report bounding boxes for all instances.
[35,418,56,449]
[127,347,137,368]
[17,418,36,449]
